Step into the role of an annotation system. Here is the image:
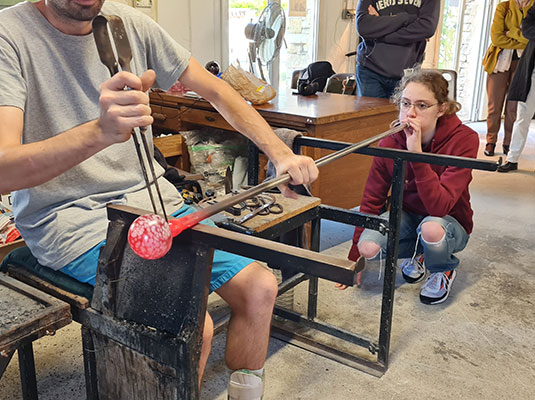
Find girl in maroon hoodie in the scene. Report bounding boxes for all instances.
[347,70,479,305]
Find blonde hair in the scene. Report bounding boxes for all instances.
[391,69,461,115]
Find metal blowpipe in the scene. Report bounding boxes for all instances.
[167,122,408,237]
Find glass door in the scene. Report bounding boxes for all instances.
[438,0,501,121]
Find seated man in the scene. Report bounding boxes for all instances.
[0,1,318,399]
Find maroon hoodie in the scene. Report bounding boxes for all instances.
[348,114,479,262]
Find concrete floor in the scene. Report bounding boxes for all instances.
[1,122,534,399]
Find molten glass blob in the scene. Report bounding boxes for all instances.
[128,214,172,260]
[129,211,207,259]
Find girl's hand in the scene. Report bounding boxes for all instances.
[402,117,423,152]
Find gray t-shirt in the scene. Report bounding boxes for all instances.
[0,1,190,269]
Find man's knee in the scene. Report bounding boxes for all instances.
[238,263,278,314]
[358,241,381,259]
[420,221,445,244]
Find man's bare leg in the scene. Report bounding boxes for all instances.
[215,261,277,370]
[216,262,277,399]
[198,311,214,388]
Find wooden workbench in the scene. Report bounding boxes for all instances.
[150,89,398,209]
[214,191,321,234]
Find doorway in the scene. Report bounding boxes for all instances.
[437,0,501,122]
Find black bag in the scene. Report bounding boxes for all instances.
[297,61,335,96]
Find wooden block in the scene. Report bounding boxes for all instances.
[154,134,184,158]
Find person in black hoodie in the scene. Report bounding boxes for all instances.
[355,0,440,98]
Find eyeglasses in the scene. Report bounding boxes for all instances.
[398,100,439,112]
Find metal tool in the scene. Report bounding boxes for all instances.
[92,15,168,221]
[238,194,280,223]
[224,166,233,194]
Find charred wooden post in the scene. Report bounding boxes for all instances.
[82,205,213,400]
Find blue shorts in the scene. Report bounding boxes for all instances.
[59,204,255,292]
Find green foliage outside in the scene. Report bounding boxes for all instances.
[439,6,459,70]
[229,0,289,16]
[0,0,37,10]
[230,0,268,9]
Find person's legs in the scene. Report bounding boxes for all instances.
[503,99,518,151]
[199,312,214,387]
[216,262,277,400]
[504,68,535,166]
[486,71,509,150]
[358,210,422,261]
[215,262,277,370]
[356,65,396,99]
[417,216,469,305]
[418,216,469,273]
[503,60,519,150]
[383,75,401,99]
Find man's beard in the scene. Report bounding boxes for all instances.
[49,0,105,22]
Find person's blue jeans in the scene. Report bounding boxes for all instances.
[358,210,469,273]
[356,65,400,99]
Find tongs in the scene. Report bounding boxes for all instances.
[92,15,167,221]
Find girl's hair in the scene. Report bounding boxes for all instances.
[391,69,461,115]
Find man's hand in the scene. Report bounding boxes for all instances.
[273,154,319,199]
[178,58,319,198]
[97,69,156,146]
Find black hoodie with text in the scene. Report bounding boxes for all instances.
[356,0,440,78]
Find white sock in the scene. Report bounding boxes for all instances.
[249,368,264,376]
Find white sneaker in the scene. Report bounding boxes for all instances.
[420,270,457,305]
[400,254,426,283]
[228,369,264,400]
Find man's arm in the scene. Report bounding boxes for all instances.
[0,71,155,194]
[356,0,416,40]
[178,58,318,197]
[380,0,440,45]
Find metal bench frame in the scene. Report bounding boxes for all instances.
[248,136,498,375]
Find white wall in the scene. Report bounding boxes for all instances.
[157,0,357,74]
[317,0,358,74]
[157,0,225,67]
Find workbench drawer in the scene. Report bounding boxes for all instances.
[150,104,182,133]
[179,108,234,131]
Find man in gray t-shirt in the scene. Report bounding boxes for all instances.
[0,1,319,397]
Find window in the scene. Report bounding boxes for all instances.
[437,0,500,122]
[227,0,318,89]
[0,0,36,10]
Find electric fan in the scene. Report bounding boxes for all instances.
[244,2,286,82]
